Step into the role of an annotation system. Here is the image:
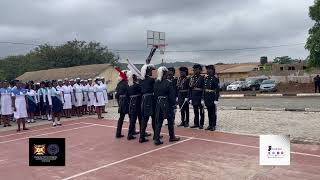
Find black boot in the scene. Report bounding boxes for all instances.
[205,126,212,130]
[169,137,180,142]
[139,138,149,143]
[190,125,199,128]
[154,140,163,146]
[177,122,185,127]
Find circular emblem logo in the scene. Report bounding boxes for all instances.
[47,144,60,155]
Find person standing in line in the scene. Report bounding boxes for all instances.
[93,78,105,119]
[100,77,110,113]
[177,66,191,127]
[167,67,178,126]
[0,80,12,127]
[87,79,95,115]
[126,71,142,140]
[114,68,129,138]
[46,81,53,121]
[12,81,29,132]
[73,78,84,117]
[38,81,49,120]
[34,82,41,120]
[50,80,63,126]
[81,80,89,115]
[153,67,180,145]
[189,64,205,129]
[69,79,76,116]
[0,81,2,126]
[203,65,220,131]
[26,82,38,123]
[61,79,72,118]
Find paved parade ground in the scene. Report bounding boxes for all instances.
[0,117,320,180]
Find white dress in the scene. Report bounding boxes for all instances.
[94,84,105,107]
[88,85,95,106]
[0,88,13,115]
[73,84,83,107]
[82,85,89,106]
[62,85,72,109]
[12,89,28,119]
[101,83,108,104]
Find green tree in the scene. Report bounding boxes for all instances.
[306,0,320,67]
[273,56,297,64]
[0,39,117,80]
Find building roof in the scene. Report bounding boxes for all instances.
[16,64,119,91]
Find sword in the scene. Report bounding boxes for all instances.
[179,99,188,112]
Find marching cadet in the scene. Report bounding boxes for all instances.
[62,78,73,118]
[126,71,142,140]
[189,64,205,129]
[153,66,180,145]
[167,67,177,125]
[0,80,12,127]
[93,78,106,119]
[12,81,29,132]
[139,64,156,143]
[114,68,129,138]
[177,66,190,127]
[204,65,220,131]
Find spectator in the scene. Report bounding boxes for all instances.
[314,75,320,93]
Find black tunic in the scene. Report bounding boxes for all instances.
[139,76,155,116]
[204,75,220,106]
[177,76,191,107]
[127,83,142,115]
[167,77,178,98]
[154,79,175,119]
[115,80,129,114]
[189,74,205,106]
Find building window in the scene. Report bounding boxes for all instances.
[291,67,295,70]
[303,66,307,70]
[280,67,284,71]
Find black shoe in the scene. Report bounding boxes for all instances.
[169,137,180,142]
[153,135,163,140]
[199,126,204,129]
[210,127,216,131]
[127,136,136,140]
[184,123,189,127]
[133,131,140,135]
[190,125,199,128]
[145,132,151,137]
[177,122,185,127]
[154,140,163,146]
[116,135,125,138]
[139,138,149,143]
[205,126,212,130]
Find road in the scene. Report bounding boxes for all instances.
[220,97,320,109]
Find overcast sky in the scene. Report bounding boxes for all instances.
[0,0,315,64]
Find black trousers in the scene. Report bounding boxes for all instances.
[154,111,175,141]
[128,114,141,137]
[207,105,217,127]
[140,115,155,139]
[180,103,189,125]
[116,113,126,136]
[193,104,204,126]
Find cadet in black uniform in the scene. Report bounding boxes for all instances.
[139,64,156,143]
[167,67,178,125]
[204,65,220,131]
[115,75,129,138]
[189,64,205,129]
[127,71,142,140]
[177,66,190,127]
[153,67,180,145]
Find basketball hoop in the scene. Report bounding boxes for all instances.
[147,30,166,55]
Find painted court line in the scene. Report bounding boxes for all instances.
[0,122,85,138]
[81,122,320,158]
[0,124,95,144]
[61,138,193,180]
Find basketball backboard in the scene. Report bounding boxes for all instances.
[147,30,166,54]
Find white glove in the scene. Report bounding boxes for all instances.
[201,100,205,106]
[176,97,178,102]
[214,101,219,105]
[189,100,192,104]
[184,98,189,102]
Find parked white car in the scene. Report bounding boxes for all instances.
[226,81,246,91]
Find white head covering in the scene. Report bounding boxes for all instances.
[157,66,168,81]
[140,64,155,80]
[127,71,134,86]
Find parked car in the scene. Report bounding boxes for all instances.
[242,78,267,91]
[259,80,278,92]
[219,82,231,91]
[226,81,246,91]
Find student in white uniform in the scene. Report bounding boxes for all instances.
[87,79,95,115]
[69,79,76,116]
[0,80,12,127]
[12,81,29,132]
[26,83,38,123]
[38,81,49,120]
[94,78,105,119]
[62,79,72,118]
[73,78,84,117]
[100,77,110,113]
[81,80,89,115]
[46,81,53,121]
[50,80,63,127]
